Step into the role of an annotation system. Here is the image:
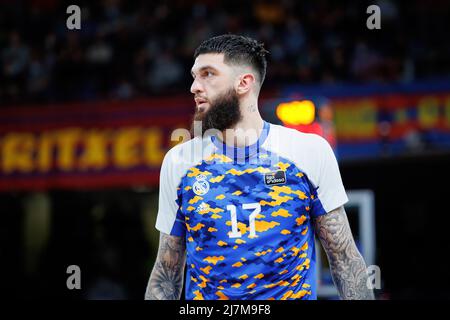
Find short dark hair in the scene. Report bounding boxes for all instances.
[194,34,269,86]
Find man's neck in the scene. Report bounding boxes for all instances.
[222,101,265,148]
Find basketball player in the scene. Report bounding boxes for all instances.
[145,35,374,300]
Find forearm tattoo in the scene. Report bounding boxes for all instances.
[314,206,375,300]
[145,233,186,300]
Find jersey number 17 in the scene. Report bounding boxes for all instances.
[226,203,261,239]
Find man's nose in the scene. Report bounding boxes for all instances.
[190,78,203,94]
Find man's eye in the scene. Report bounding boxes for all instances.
[205,71,214,77]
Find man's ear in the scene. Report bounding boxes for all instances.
[235,73,256,95]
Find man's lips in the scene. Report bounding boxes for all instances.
[195,98,209,110]
[195,97,208,105]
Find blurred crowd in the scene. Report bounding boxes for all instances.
[1,0,449,106]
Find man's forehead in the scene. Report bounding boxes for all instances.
[191,53,226,72]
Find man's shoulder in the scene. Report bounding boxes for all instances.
[163,135,214,168]
[267,122,331,153]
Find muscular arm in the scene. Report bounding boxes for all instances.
[145,232,186,300]
[313,206,375,300]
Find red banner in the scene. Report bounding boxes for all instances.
[0,97,194,191]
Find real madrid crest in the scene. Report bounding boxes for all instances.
[192,174,210,196]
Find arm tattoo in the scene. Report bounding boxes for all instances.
[145,232,186,300]
[313,206,375,300]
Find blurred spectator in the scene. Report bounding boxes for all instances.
[1,31,30,102]
[351,41,382,81]
[148,51,183,91]
[27,48,51,101]
[0,0,449,106]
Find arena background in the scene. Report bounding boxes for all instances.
[1,0,450,300]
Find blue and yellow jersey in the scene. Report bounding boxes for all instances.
[155,121,348,300]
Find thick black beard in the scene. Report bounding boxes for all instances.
[190,88,242,136]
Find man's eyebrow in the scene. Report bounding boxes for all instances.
[191,65,218,77]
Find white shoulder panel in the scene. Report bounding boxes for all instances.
[262,123,348,213]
